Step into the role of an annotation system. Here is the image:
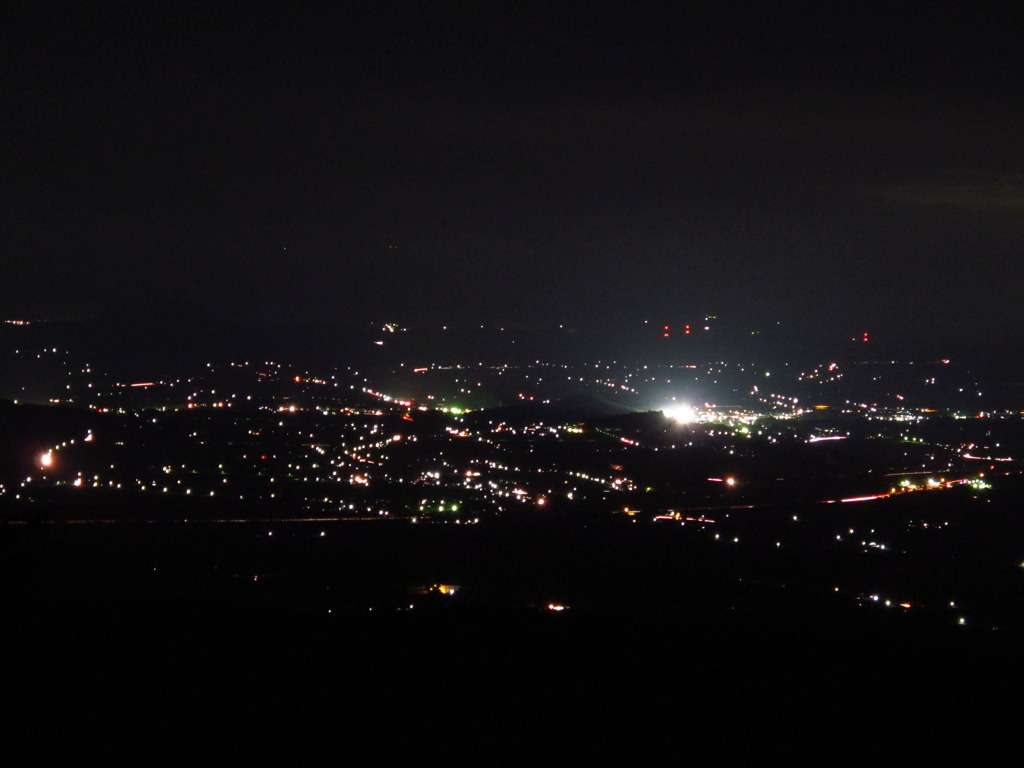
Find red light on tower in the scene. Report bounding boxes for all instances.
[862,332,870,343]
[684,324,691,335]
[662,325,670,338]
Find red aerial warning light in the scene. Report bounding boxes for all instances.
[684,324,691,335]
[861,332,870,342]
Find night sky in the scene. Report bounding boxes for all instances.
[4,2,1023,343]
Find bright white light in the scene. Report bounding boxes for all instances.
[664,404,697,423]
[40,452,53,468]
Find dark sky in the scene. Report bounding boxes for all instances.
[4,1,1023,342]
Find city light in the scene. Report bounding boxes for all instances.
[0,338,1011,635]
[664,403,697,423]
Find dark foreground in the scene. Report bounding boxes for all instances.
[6,607,1017,764]
[3,516,1019,763]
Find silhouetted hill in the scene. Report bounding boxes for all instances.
[466,392,633,425]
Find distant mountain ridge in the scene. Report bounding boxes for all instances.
[466,392,634,425]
